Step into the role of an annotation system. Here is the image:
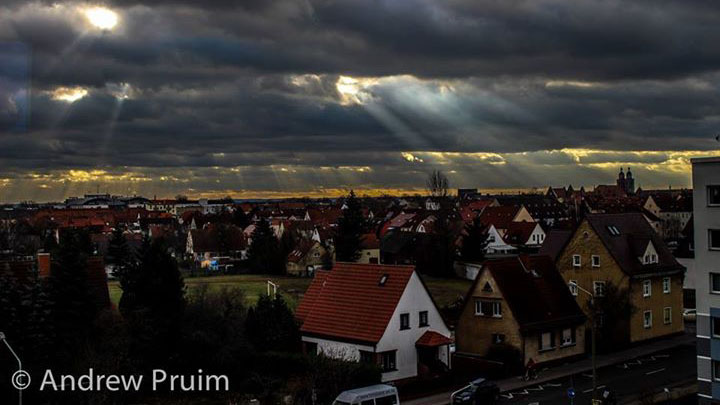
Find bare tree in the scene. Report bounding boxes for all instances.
[426,170,449,198]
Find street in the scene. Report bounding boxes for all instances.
[497,342,696,404]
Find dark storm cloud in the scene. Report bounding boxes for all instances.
[0,0,719,200]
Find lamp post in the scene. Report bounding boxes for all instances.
[569,281,598,402]
[0,332,23,405]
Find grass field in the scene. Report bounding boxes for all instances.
[108,273,472,311]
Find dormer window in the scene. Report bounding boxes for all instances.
[379,274,389,286]
[607,225,621,236]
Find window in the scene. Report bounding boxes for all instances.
[492,302,502,318]
[380,351,397,372]
[591,255,600,267]
[643,253,658,264]
[375,395,398,405]
[419,311,429,327]
[607,225,621,236]
[359,350,375,364]
[643,310,652,329]
[663,307,672,324]
[572,254,581,267]
[713,318,720,337]
[714,361,720,382]
[711,273,720,294]
[663,277,671,294]
[593,281,606,297]
[400,313,410,330]
[708,185,720,206]
[539,331,555,351]
[643,280,652,297]
[569,280,578,296]
[475,300,501,317]
[710,230,720,250]
[561,328,576,346]
[492,333,505,344]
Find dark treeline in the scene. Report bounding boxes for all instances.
[0,228,379,404]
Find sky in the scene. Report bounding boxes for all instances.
[1,0,719,202]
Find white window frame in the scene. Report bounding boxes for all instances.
[572,254,581,268]
[474,300,483,316]
[593,281,606,297]
[643,280,652,297]
[561,328,575,346]
[492,301,502,318]
[663,307,672,324]
[569,280,578,296]
[643,310,652,329]
[662,277,671,294]
[591,255,600,268]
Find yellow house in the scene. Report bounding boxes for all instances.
[455,255,586,366]
[549,213,685,343]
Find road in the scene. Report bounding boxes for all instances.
[497,342,696,404]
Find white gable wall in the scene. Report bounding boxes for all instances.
[302,335,375,362]
[376,272,452,382]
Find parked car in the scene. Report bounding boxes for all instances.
[333,384,399,405]
[451,378,499,405]
[683,309,697,322]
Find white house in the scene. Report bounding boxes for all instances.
[485,225,516,254]
[296,263,453,382]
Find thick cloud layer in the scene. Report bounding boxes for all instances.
[0,0,718,201]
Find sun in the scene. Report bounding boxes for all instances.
[84,7,118,30]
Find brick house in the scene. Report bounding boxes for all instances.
[550,213,685,343]
[455,255,586,366]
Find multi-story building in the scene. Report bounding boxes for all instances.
[692,157,720,403]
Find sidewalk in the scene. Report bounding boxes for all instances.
[404,333,695,405]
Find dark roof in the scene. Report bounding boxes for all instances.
[538,230,573,261]
[474,255,586,333]
[297,263,415,344]
[585,213,685,277]
[189,224,246,252]
[478,206,523,230]
[505,221,539,245]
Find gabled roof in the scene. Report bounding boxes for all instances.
[538,230,573,261]
[505,221,540,245]
[584,213,684,277]
[478,206,523,230]
[297,262,415,344]
[468,255,586,333]
[416,330,453,347]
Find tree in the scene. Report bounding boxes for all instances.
[107,226,134,281]
[245,294,300,352]
[247,219,285,274]
[460,217,489,263]
[119,236,186,364]
[426,170,449,199]
[588,282,635,352]
[233,207,251,229]
[335,190,366,262]
[48,229,99,359]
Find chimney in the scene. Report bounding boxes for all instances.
[37,252,51,277]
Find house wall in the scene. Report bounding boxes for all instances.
[514,207,534,223]
[376,272,451,382]
[301,336,375,362]
[455,269,524,356]
[628,275,684,342]
[522,324,586,364]
[455,269,585,365]
[557,220,684,343]
[358,248,380,264]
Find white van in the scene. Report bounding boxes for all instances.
[332,384,399,405]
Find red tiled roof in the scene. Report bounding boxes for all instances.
[478,206,521,230]
[361,233,380,249]
[416,330,453,347]
[297,262,415,344]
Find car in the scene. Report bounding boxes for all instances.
[683,309,697,322]
[451,378,499,405]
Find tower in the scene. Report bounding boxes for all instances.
[625,167,635,194]
[616,167,626,192]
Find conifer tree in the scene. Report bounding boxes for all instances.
[335,190,366,262]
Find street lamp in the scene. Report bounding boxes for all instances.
[0,332,23,405]
[568,281,598,403]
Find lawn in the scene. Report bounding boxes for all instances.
[107,273,472,312]
[107,274,313,310]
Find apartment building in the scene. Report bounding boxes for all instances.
[692,157,720,403]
